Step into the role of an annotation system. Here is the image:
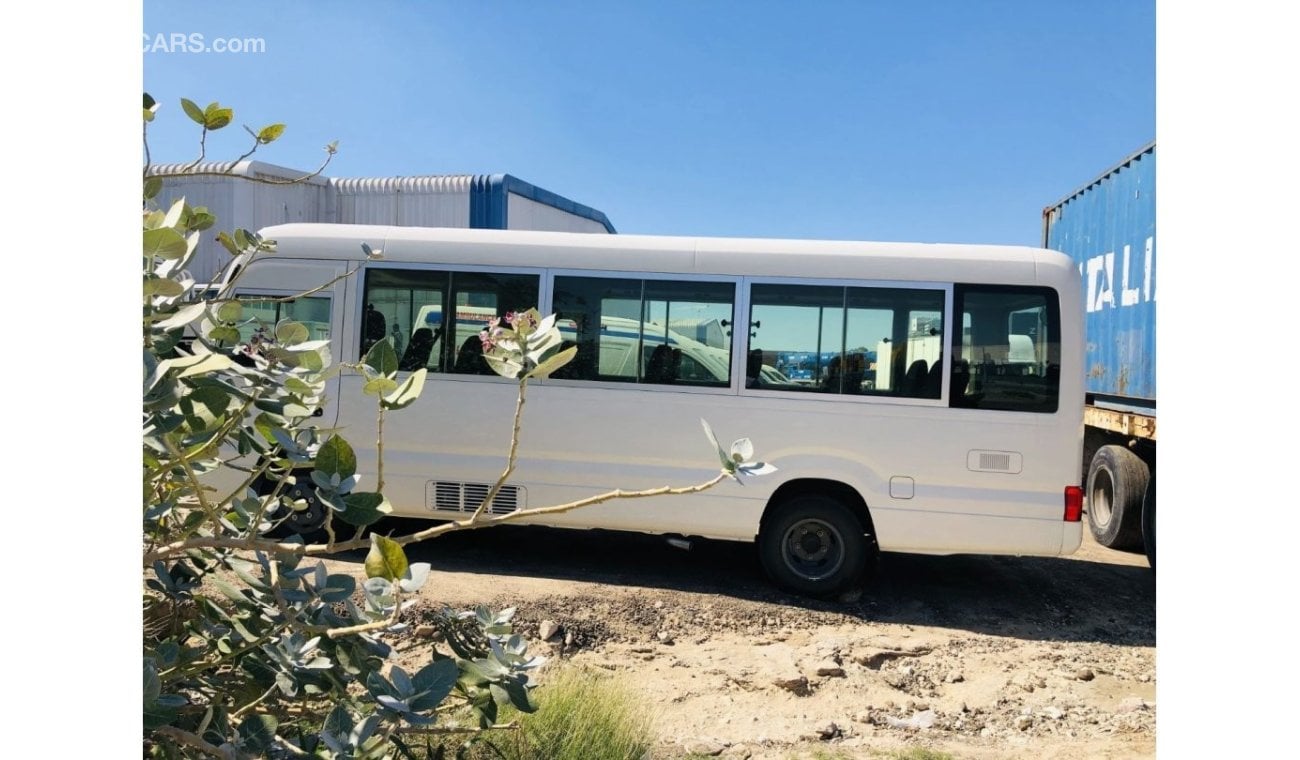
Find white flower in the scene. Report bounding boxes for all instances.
[700,419,778,484]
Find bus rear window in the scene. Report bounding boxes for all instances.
[951,285,1060,413]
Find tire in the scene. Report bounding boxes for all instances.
[1142,475,1156,571]
[1086,445,1149,550]
[759,494,875,597]
[254,469,330,542]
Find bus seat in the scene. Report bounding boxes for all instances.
[747,348,764,387]
[361,304,387,354]
[454,335,489,374]
[901,359,929,396]
[645,344,678,383]
[951,359,973,406]
[922,354,943,398]
[399,328,436,371]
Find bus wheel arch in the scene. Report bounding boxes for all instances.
[757,479,879,596]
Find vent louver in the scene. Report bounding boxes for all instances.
[428,482,523,515]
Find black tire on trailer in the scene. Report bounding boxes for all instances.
[759,494,875,597]
[1142,475,1156,571]
[1086,445,1149,550]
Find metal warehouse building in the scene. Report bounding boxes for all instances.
[149,160,616,285]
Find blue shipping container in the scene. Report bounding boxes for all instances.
[1043,144,1156,406]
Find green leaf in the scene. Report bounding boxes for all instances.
[528,345,577,380]
[276,320,309,346]
[257,123,286,143]
[340,492,391,527]
[236,714,279,754]
[216,231,240,256]
[381,368,426,410]
[189,211,216,231]
[409,659,458,711]
[208,326,241,344]
[143,176,162,199]
[163,198,186,229]
[364,337,399,377]
[144,227,188,259]
[162,352,233,379]
[203,103,233,130]
[315,435,357,480]
[285,377,319,396]
[318,573,358,603]
[365,535,408,582]
[215,300,243,323]
[144,659,161,704]
[362,376,399,396]
[144,277,186,297]
[154,302,206,330]
[180,98,205,125]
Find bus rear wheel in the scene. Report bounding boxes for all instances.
[759,495,873,597]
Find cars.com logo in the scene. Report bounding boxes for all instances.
[144,33,267,54]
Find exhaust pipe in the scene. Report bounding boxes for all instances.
[665,536,693,551]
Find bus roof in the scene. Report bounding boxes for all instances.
[254,223,1074,289]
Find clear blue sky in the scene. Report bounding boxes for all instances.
[142,0,1153,246]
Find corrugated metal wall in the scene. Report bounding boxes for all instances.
[146,166,612,287]
[333,175,472,227]
[151,161,332,285]
[1044,144,1156,403]
[507,192,609,233]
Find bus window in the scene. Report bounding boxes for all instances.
[361,269,539,373]
[552,276,735,386]
[951,285,1060,412]
[751,284,945,398]
[237,295,332,344]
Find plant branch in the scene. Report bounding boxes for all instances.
[395,721,520,736]
[153,146,336,186]
[326,585,403,639]
[183,126,210,173]
[232,684,279,720]
[143,122,152,180]
[144,470,732,563]
[161,435,224,536]
[469,380,527,522]
[153,726,235,759]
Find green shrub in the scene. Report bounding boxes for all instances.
[493,666,655,760]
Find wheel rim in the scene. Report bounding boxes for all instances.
[780,518,845,581]
[1092,469,1115,527]
[283,478,328,533]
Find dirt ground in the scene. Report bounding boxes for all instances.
[330,519,1155,760]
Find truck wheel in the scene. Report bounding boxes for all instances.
[1142,476,1156,571]
[1086,445,1149,550]
[759,494,874,597]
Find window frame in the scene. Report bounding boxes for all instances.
[949,283,1062,414]
[541,269,743,394]
[739,276,953,407]
[358,261,546,379]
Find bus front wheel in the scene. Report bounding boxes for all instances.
[254,470,330,542]
[759,495,873,597]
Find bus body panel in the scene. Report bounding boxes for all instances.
[224,224,1084,560]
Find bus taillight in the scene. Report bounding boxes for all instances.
[1064,486,1083,522]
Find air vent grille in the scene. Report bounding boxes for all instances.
[429,482,522,515]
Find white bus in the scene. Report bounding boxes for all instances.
[226,224,1085,595]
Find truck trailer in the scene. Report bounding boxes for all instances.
[1042,143,1156,568]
